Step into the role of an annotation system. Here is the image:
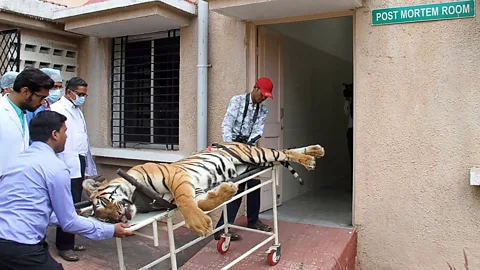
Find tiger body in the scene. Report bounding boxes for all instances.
[83,142,325,236]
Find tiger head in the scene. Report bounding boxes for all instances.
[83,177,137,223]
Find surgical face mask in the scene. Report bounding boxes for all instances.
[72,93,86,107]
[46,89,62,104]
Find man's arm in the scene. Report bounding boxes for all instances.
[221,96,239,142]
[248,107,268,144]
[46,167,115,240]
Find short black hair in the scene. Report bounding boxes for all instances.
[30,111,67,143]
[66,77,88,92]
[13,68,54,93]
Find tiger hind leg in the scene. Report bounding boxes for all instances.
[288,145,325,158]
[197,182,238,211]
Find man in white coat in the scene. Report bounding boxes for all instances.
[50,76,97,262]
[0,68,53,175]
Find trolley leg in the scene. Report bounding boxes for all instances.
[153,220,159,247]
[223,204,229,234]
[272,168,280,245]
[167,211,177,270]
[116,238,125,270]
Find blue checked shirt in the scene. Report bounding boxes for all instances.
[221,94,268,143]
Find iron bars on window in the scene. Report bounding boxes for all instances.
[0,29,21,74]
[111,30,180,150]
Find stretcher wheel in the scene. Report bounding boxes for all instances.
[267,250,280,266]
[217,237,230,254]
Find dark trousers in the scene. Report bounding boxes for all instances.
[55,155,86,251]
[0,238,63,270]
[215,179,261,228]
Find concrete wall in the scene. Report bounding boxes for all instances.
[277,29,353,202]
[179,11,248,153]
[354,0,480,269]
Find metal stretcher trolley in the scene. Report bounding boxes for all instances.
[79,165,281,270]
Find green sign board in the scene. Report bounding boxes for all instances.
[372,0,475,25]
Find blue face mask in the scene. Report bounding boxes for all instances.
[46,89,62,104]
[72,93,86,107]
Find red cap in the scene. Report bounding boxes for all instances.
[255,77,274,99]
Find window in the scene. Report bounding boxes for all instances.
[0,29,21,74]
[111,30,180,151]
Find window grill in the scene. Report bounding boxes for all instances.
[111,30,180,150]
[0,29,21,74]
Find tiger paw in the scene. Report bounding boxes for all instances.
[306,145,325,158]
[300,156,316,171]
[217,182,238,201]
[184,209,212,237]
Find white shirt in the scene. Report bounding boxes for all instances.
[0,96,29,176]
[51,96,97,178]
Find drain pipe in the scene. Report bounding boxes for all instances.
[197,0,209,152]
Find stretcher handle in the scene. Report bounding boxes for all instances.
[74,200,92,209]
[116,169,176,209]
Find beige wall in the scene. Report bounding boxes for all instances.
[354,0,480,269]
[180,10,248,153]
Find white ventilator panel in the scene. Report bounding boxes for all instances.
[19,35,78,83]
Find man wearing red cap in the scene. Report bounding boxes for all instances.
[214,77,274,241]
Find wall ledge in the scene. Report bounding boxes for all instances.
[91,147,188,164]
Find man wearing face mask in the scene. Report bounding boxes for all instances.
[26,68,63,126]
[0,71,19,98]
[50,77,97,262]
[0,68,53,175]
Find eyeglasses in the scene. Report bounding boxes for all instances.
[27,88,48,100]
[71,89,88,98]
[51,85,63,90]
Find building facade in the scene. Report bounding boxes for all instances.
[1,0,479,268]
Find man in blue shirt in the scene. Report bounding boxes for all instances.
[0,110,132,270]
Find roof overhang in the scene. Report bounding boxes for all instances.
[53,0,197,38]
[0,0,66,22]
[208,0,362,22]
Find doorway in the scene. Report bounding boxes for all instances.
[254,15,355,228]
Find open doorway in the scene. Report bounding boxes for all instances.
[258,15,354,228]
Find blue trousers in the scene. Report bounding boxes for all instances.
[215,179,261,228]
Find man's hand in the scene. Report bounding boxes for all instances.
[114,223,133,238]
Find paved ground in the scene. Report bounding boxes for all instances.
[46,223,213,270]
[181,217,357,270]
[45,217,356,270]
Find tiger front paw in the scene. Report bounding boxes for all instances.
[184,208,212,237]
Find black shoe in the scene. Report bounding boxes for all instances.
[214,231,241,241]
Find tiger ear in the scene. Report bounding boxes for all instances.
[82,178,103,197]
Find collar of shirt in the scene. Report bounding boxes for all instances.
[30,141,55,154]
[6,95,25,118]
[59,96,76,112]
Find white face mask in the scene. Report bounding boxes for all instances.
[72,92,86,107]
[46,89,62,104]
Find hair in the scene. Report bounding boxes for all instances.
[13,68,54,93]
[29,111,67,143]
[66,77,88,92]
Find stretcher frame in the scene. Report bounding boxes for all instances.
[81,165,281,270]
